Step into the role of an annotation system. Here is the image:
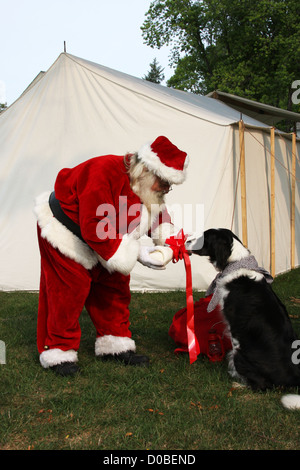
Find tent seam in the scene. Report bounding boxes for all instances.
[65,53,233,128]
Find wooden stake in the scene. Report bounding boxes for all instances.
[291,132,296,269]
[270,127,275,277]
[239,120,248,247]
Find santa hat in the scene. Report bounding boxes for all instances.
[138,136,189,184]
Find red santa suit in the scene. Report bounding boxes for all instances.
[34,136,188,369]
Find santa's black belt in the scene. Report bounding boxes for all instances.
[49,191,86,243]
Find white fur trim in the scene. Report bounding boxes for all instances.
[281,394,300,410]
[34,191,99,270]
[40,348,78,368]
[95,335,136,356]
[228,238,250,263]
[138,142,188,184]
[97,234,140,276]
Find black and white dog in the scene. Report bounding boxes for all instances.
[190,228,300,409]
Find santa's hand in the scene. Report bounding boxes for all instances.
[138,246,166,270]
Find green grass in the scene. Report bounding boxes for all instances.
[0,269,300,450]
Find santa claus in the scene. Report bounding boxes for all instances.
[34,136,189,376]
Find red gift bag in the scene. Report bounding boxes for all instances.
[169,295,232,362]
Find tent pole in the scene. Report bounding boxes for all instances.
[270,127,275,277]
[239,119,248,247]
[291,132,296,269]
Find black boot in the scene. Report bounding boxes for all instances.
[100,351,149,367]
[50,362,80,376]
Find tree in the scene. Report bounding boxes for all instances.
[0,103,7,113]
[143,58,165,84]
[141,0,300,110]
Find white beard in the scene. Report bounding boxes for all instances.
[130,171,167,238]
[131,172,165,217]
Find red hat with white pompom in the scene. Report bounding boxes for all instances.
[138,136,189,184]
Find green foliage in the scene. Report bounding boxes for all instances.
[143,58,165,84]
[141,0,300,110]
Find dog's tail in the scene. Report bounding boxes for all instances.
[281,394,300,410]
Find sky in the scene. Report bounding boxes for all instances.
[1,0,172,106]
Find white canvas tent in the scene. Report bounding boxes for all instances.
[0,52,299,292]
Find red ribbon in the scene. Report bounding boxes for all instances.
[166,229,200,364]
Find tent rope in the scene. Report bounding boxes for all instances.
[247,129,300,183]
[230,126,299,232]
[231,147,242,231]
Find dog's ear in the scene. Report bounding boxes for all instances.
[214,237,232,270]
